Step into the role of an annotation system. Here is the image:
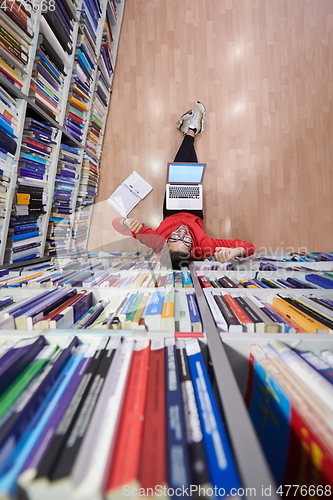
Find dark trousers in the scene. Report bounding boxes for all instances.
[163,135,204,220]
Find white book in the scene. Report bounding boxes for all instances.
[72,339,134,500]
[204,291,229,332]
[174,291,191,333]
[107,171,152,217]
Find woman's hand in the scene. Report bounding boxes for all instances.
[214,247,246,263]
[123,218,143,233]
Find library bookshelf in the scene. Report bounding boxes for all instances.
[1,252,333,497]
[0,0,126,264]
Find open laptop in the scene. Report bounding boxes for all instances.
[166,162,206,210]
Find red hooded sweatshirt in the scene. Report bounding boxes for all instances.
[112,213,255,259]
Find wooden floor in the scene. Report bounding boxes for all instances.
[88,0,333,255]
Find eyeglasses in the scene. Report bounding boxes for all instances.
[168,234,192,247]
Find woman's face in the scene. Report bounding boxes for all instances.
[167,225,192,254]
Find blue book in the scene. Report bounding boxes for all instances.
[5,289,60,318]
[0,344,85,496]
[37,51,61,80]
[11,231,40,242]
[144,291,165,331]
[20,153,48,165]
[305,274,333,289]
[0,336,46,398]
[186,293,202,332]
[165,339,192,494]
[298,350,333,384]
[0,296,13,310]
[61,144,79,155]
[186,339,242,496]
[0,117,16,138]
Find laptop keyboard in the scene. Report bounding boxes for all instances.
[169,186,200,199]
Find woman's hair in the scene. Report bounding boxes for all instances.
[169,251,191,270]
[160,244,191,270]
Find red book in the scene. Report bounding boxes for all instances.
[198,276,213,288]
[222,293,254,331]
[24,137,52,153]
[105,341,150,497]
[30,85,57,109]
[68,112,84,125]
[138,340,167,491]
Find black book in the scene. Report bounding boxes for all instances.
[38,32,66,75]
[43,11,73,54]
[213,294,242,332]
[49,338,120,483]
[217,276,236,288]
[33,339,109,482]
[232,296,261,323]
[0,128,17,155]
[175,340,211,488]
[280,295,333,331]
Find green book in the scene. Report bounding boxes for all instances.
[122,292,145,327]
[0,344,59,420]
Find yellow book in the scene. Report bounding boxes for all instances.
[0,59,22,78]
[5,273,44,287]
[272,297,329,334]
[161,289,175,332]
[70,96,89,112]
[16,193,30,204]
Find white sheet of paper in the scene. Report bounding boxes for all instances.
[107,172,153,216]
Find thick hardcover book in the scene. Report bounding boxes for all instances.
[105,340,150,497]
[165,339,192,493]
[139,339,167,491]
[186,338,242,495]
[176,340,210,489]
[213,294,243,333]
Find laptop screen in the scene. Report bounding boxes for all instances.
[167,163,206,184]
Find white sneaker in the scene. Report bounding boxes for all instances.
[188,101,206,134]
[176,110,193,134]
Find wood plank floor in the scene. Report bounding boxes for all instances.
[88,0,333,256]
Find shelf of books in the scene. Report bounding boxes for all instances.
[0,0,126,264]
[0,250,278,499]
[190,251,333,494]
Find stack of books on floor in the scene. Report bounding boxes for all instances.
[0,335,242,499]
[45,143,81,256]
[205,290,333,334]
[198,272,333,290]
[0,86,18,245]
[246,340,333,488]
[5,117,59,263]
[42,0,75,57]
[0,0,34,89]
[0,287,203,333]
[29,33,68,122]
